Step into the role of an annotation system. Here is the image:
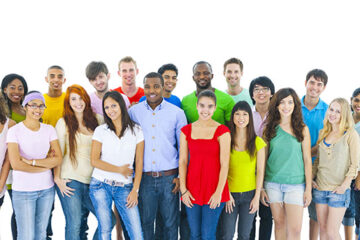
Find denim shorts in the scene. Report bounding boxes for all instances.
[264,181,305,206]
[313,188,351,208]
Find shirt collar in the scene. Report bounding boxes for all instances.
[301,96,327,110]
[144,98,165,111]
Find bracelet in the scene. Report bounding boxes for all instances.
[32,160,36,166]
[181,190,188,196]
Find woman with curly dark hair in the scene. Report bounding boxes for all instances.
[261,88,312,239]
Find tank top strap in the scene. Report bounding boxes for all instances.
[213,124,230,139]
[181,123,192,141]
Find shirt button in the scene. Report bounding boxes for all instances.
[152,136,155,139]
[152,124,155,127]
[152,149,156,152]
[152,112,155,116]
[152,161,156,164]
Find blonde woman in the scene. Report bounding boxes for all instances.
[312,98,360,239]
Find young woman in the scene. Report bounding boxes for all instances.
[179,90,231,240]
[0,93,16,207]
[217,101,266,240]
[90,91,144,240]
[261,88,312,239]
[6,91,62,240]
[1,73,28,238]
[312,98,360,239]
[54,84,102,239]
[352,88,360,240]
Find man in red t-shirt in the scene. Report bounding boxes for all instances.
[112,56,144,105]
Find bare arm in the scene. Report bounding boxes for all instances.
[0,151,11,191]
[179,132,189,194]
[26,140,62,169]
[254,147,266,200]
[90,140,132,177]
[302,126,312,207]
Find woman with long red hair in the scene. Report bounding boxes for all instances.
[54,84,103,240]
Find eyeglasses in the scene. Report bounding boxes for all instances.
[26,104,46,110]
[253,87,270,94]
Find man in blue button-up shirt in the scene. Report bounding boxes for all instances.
[128,72,187,240]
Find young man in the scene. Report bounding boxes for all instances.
[182,61,235,125]
[139,63,181,108]
[113,56,144,105]
[224,57,253,106]
[86,61,130,115]
[249,76,275,240]
[301,69,328,240]
[128,72,187,240]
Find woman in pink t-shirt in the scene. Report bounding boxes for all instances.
[6,91,62,240]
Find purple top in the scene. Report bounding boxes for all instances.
[90,92,130,115]
[252,106,268,137]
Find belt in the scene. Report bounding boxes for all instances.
[144,168,178,178]
[104,179,125,187]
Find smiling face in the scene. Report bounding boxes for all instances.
[118,61,138,86]
[305,76,326,99]
[144,77,163,107]
[351,94,360,116]
[224,63,242,88]
[89,72,109,93]
[3,79,25,104]
[69,92,85,114]
[197,96,216,121]
[327,101,342,125]
[25,99,45,120]
[162,70,177,93]
[193,63,213,90]
[253,84,272,105]
[278,95,295,119]
[46,68,66,91]
[104,97,121,121]
[233,110,249,129]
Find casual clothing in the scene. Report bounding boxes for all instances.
[42,93,66,127]
[0,118,9,198]
[112,86,144,104]
[312,128,360,191]
[128,99,187,172]
[313,188,351,208]
[264,182,305,206]
[301,97,328,163]
[353,121,360,234]
[90,92,130,115]
[265,126,305,184]
[139,94,182,108]
[90,123,144,239]
[128,99,186,240]
[227,88,253,107]
[11,111,25,123]
[182,89,235,125]
[252,107,268,137]
[342,184,355,226]
[186,203,225,240]
[355,121,360,134]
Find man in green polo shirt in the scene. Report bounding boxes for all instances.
[181,61,235,125]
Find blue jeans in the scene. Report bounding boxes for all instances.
[12,186,55,240]
[250,201,273,240]
[89,178,143,240]
[186,203,225,240]
[313,188,351,208]
[342,183,355,226]
[8,189,18,239]
[180,202,191,240]
[217,191,256,240]
[56,179,99,240]
[138,174,179,240]
[353,188,360,237]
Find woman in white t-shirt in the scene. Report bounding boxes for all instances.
[6,91,62,240]
[90,91,144,240]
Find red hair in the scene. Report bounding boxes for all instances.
[63,84,99,166]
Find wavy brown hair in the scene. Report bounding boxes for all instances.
[229,101,257,157]
[263,88,305,142]
[63,84,99,167]
[0,92,9,124]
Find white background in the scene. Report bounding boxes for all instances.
[1,0,359,239]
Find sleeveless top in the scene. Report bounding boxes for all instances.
[181,124,230,205]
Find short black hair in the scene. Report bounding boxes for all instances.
[192,61,213,74]
[47,65,64,74]
[1,73,28,114]
[158,63,178,76]
[86,61,109,80]
[249,76,275,104]
[143,72,164,86]
[197,90,216,105]
[352,88,360,98]
[306,69,328,86]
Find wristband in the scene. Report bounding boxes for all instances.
[181,190,188,196]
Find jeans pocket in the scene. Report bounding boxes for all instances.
[90,178,102,190]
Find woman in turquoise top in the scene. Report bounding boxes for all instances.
[261,88,312,239]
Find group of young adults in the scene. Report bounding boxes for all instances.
[0,56,359,240]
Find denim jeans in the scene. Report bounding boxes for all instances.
[89,178,143,240]
[180,202,191,240]
[342,183,355,226]
[12,186,55,240]
[56,179,99,240]
[217,191,256,240]
[353,188,360,236]
[186,203,225,240]
[138,174,179,240]
[8,189,18,239]
[249,201,273,240]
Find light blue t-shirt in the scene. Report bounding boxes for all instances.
[355,121,360,135]
[139,94,181,108]
[227,88,253,107]
[301,96,328,163]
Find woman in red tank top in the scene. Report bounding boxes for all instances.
[179,90,231,240]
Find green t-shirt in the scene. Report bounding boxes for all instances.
[227,88,253,107]
[181,89,235,124]
[265,126,305,184]
[228,137,267,192]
